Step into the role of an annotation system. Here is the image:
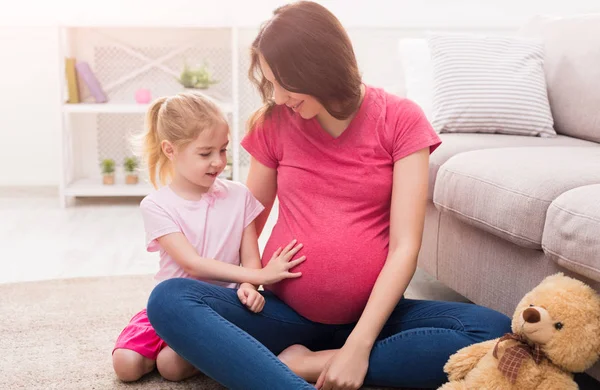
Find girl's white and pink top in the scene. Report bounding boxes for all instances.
[140,178,264,288]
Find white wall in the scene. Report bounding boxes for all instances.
[1,0,599,187]
[3,0,600,28]
[0,27,62,186]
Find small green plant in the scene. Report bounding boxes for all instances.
[100,158,115,175]
[177,62,219,89]
[123,156,139,173]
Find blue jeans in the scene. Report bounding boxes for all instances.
[147,278,511,389]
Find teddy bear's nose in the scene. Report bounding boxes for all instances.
[523,307,541,323]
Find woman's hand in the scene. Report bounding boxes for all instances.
[260,239,306,285]
[237,283,265,313]
[315,341,370,390]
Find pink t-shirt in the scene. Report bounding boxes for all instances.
[140,179,264,288]
[241,85,441,324]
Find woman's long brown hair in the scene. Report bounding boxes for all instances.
[247,1,362,132]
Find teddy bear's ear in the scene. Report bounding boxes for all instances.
[543,272,564,282]
[539,272,569,288]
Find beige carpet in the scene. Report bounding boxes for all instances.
[1,274,414,390]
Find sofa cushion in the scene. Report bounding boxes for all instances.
[426,32,555,138]
[520,15,600,143]
[428,133,597,200]
[433,147,600,249]
[543,185,600,282]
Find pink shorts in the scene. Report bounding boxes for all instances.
[113,308,168,360]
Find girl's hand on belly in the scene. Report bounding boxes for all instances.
[259,239,306,285]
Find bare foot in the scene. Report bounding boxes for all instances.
[278,344,337,383]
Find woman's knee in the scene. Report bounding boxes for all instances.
[475,305,512,340]
[148,278,189,306]
[490,310,512,337]
[147,278,201,323]
[112,349,155,382]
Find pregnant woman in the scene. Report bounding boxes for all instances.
[146,2,511,389]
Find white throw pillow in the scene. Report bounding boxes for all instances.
[398,38,434,121]
[427,33,556,137]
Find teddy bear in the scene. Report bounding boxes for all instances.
[438,273,600,390]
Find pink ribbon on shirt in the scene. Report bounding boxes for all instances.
[203,181,227,207]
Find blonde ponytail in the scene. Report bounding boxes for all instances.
[141,96,169,188]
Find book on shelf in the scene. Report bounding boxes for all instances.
[65,57,80,103]
[75,61,108,103]
[64,58,107,104]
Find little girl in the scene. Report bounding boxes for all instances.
[112,92,306,382]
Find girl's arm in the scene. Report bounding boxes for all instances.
[345,147,430,350]
[245,157,278,237]
[239,220,262,290]
[158,224,304,287]
[157,233,266,285]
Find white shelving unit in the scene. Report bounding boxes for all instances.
[63,178,154,197]
[57,25,250,207]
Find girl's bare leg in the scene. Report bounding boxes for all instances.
[156,346,199,381]
[112,348,155,382]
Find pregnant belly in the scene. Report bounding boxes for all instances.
[261,232,388,324]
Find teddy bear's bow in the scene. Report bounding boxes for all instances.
[493,333,545,384]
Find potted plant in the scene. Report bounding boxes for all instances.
[100,158,115,185]
[123,156,139,185]
[176,62,219,90]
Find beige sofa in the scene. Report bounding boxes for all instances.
[416,15,600,381]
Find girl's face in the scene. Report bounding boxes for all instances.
[259,54,324,120]
[162,122,229,190]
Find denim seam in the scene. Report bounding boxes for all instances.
[197,296,313,389]
[203,293,317,327]
[376,328,460,347]
[385,315,467,332]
